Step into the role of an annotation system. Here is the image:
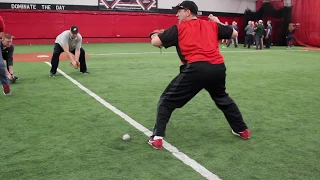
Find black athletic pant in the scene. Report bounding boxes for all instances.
[152,62,248,137]
[50,43,87,74]
[255,35,263,50]
[244,34,253,48]
[265,37,271,48]
[287,37,294,47]
[2,53,10,72]
[226,38,238,48]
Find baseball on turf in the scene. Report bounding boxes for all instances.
[122,134,131,141]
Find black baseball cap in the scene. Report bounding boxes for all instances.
[172,1,198,15]
[70,26,79,34]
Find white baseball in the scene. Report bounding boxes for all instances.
[122,134,131,141]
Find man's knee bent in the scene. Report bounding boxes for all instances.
[52,52,61,59]
[158,98,184,109]
[52,46,63,57]
[213,95,235,107]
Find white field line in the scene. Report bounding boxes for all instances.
[44,62,222,180]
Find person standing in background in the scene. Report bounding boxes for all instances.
[254,20,264,50]
[265,20,272,48]
[227,21,238,48]
[260,21,265,48]
[221,21,229,48]
[253,21,258,46]
[287,23,298,49]
[244,21,254,48]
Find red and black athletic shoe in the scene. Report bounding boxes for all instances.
[232,129,250,139]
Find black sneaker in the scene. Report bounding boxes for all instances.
[49,73,55,77]
[80,71,90,74]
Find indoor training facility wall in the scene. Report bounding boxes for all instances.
[0,0,256,45]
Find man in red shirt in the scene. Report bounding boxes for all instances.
[148,1,250,150]
[0,16,11,95]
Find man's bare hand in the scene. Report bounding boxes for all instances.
[149,29,165,38]
[7,74,13,81]
[208,14,220,23]
[69,60,80,69]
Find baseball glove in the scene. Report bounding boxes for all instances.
[149,29,165,38]
[70,60,80,69]
[11,76,16,83]
[9,74,18,83]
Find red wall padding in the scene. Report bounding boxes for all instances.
[291,0,320,47]
[0,10,243,45]
[257,0,320,47]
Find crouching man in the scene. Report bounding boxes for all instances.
[49,26,89,77]
[1,34,19,83]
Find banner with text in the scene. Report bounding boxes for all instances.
[0,3,98,11]
[99,0,157,12]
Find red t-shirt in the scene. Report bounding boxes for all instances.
[158,19,233,64]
